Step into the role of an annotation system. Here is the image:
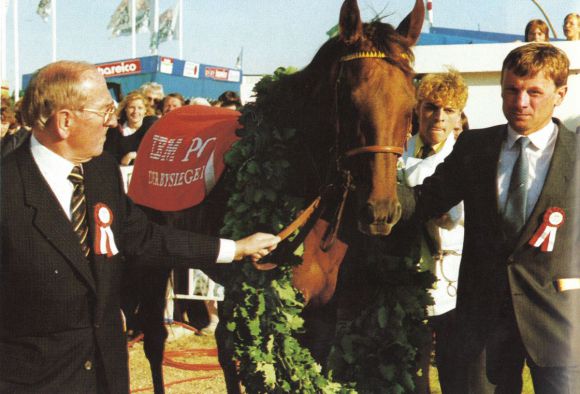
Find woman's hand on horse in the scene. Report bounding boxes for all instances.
[121,151,137,166]
[234,232,281,263]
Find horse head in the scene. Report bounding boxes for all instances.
[334,0,423,236]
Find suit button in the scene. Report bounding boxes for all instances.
[507,257,515,264]
[84,360,93,370]
[94,323,100,329]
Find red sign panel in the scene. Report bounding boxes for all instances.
[204,67,229,81]
[97,59,142,78]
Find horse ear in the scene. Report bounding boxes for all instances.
[395,0,425,45]
[339,0,363,45]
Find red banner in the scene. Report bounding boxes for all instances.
[128,106,240,211]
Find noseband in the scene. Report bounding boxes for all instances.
[336,50,406,159]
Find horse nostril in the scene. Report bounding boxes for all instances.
[363,203,375,224]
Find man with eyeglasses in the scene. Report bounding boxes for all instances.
[0,60,280,393]
[140,82,165,116]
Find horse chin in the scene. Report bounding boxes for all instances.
[358,221,394,236]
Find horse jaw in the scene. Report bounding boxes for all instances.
[395,0,425,46]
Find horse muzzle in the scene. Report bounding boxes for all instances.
[358,199,402,236]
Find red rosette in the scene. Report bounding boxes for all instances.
[529,207,565,252]
[93,203,119,257]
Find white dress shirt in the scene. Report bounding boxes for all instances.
[30,134,76,220]
[29,135,236,262]
[497,121,558,220]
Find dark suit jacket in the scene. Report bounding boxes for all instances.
[416,120,580,367]
[1,141,221,393]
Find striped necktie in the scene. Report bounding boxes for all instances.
[69,166,90,258]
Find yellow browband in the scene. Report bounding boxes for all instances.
[339,51,388,62]
[339,50,409,63]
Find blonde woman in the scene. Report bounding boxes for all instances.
[104,91,157,165]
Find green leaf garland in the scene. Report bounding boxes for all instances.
[221,67,433,393]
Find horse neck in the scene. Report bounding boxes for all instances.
[261,71,338,190]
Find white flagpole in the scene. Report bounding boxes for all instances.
[131,0,136,58]
[0,0,7,84]
[152,0,159,55]
[178,0,183,59]
[13,0,20,96]
[51,0,56,61]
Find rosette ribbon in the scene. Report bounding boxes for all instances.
[94,203,119,257]
[528,207,565,252]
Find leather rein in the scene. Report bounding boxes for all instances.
[275,50,405,250]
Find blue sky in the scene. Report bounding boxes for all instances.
[2,0,578,92]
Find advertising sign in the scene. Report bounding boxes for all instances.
[97,59,142,78]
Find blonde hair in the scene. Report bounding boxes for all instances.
[565,13,580,23]
[21,60,97,129]
[416,69,468,110]
[140,82,164,98]
[117,91,153,124]
[501,43,569,88]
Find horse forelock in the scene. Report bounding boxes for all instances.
[362,21,415,76]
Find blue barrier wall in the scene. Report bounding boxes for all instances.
[22,55,242,101]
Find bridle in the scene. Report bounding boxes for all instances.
[336,50,407,161]
[274,50,409,252]
[317,50,407,249]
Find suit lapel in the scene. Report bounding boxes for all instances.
[18,147,97,292]
[516,124,575,250]
[482,125,507,231]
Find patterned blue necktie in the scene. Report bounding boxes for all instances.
[503,137,530,237]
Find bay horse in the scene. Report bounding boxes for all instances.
[276,0,423,310]
[218,0,425,390]
[128,0,425,392]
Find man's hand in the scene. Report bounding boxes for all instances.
[234,233,280,263]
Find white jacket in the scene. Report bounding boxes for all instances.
[399,133,464,316]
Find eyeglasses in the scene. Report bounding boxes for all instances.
[80,105,117,126]
[146,96,162,104]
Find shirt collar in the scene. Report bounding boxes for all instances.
[506,121,557,151]
[30,134,78,183]
[415,134,448,158]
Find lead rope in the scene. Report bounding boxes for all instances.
[321,170,352,252]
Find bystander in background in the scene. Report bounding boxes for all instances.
[524,19,549,42]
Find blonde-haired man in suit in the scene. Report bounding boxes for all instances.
[409,43,579,393]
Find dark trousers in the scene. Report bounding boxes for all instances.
[415,311,455,394]
[416,310,494,394]
[487,307,580,394]
[431,310,458,393]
